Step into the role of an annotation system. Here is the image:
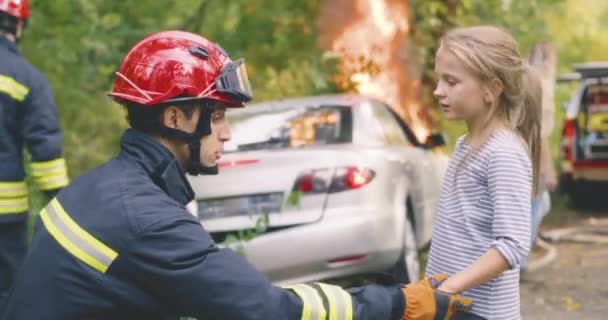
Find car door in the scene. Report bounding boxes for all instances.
[367,101,437,246]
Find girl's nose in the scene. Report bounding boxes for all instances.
[433,84,445,99]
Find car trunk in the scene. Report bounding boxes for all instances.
[188,148,351,232]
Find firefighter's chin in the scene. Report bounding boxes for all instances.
[201,156,217,168]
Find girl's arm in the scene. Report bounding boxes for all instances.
[436,248,509,294]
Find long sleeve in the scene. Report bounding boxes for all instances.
[124,216,404,319]
[21,71,68,192]
[488,146,532,269]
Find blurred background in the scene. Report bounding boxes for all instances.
[20,0,606,181]
[17,0,608,318]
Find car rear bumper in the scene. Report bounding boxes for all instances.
[562,160,608,183]
[223,204,403,285]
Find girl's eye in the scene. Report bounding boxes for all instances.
[446,78,458,86]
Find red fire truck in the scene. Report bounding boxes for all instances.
[559,62,608,207]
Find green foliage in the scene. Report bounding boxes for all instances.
[409,0,458,116]
[286,190,303,209]
[16,0,607,219]
[21,0,336,180]
[223,214,269,256]
[456,0,555,51]
[543,0,608,72]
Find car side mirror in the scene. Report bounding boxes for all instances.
[424,132,446,149]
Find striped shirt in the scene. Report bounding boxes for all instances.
[425,129,532,320]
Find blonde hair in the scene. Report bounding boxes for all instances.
[441,26,542,195]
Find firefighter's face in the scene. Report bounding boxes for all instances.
[200,105,231,167]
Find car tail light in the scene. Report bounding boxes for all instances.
[330,167,375,192]
[292,166,375,194]
[292,169,333,194]
[561,119,576,161]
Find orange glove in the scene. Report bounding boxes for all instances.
[401,274,472,320]
[416,274,447,289]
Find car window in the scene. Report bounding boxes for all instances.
[581,84,608,133]
[225,105,352,152]
[370,102,410,146]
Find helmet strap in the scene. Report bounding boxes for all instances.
[157,102,219,176]
[0,13,21,41]
[186,141,218,175]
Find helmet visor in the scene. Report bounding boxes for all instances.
[215,58,253,103]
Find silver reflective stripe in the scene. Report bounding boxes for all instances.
[0,186,24,195]
[316,283,353,320]
[45,202,114,270]
[0,181,27,198]
[282,284,325,320]
[38,175,68,184]
[333,285,347,320]
[32,164,65,174]
[0,201,26,209]
[0,197,28,214]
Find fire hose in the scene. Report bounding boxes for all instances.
[526,218,608,273]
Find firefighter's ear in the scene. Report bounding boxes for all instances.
[160,106,180,129]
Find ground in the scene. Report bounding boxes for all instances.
[521,242,608,320]
[520,206,608,320]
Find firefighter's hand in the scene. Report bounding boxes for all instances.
[401,274,472,320]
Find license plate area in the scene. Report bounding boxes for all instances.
[197,192,283,220]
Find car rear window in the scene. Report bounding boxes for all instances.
[580,84,608,132]
[225,105,352,152]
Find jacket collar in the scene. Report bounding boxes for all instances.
[0,36,20,55]
[119,129,194,205]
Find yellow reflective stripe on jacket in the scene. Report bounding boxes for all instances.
[315,283,353,320]
[281,284,327,320]
[31,158,69,190]
[0,181,27,198]
[0,74,29,102]
[39,198,117,273]
[0,196,28,214]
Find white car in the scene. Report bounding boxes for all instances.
[188,94,448,285]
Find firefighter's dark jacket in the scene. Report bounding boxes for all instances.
[0,36,68,222]
[1,129,405,319]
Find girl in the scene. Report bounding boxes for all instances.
[425,25,542,320]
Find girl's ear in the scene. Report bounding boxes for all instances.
[483,78,504,106]
[488,78,504,100]
[483,88,493,106]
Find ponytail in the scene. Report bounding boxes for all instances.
[516,66,542,196]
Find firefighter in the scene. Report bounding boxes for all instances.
[0,0,69,307]
[1,30,471,319]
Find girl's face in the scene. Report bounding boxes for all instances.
[433,45,488,124]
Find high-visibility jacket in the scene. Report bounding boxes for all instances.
[0,36,68,222]
[1,129,405,320]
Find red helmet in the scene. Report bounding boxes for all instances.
[109,30,252,107]
[0,0,30,19]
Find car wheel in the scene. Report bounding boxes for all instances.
[389,199,420,284]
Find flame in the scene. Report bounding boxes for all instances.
[318,0,431,141]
